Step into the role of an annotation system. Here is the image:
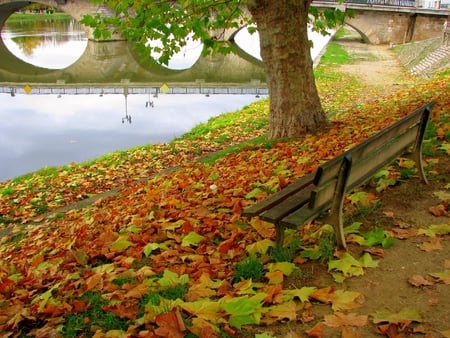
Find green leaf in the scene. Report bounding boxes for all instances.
[111,235,133,252]
[246,239,275,256]
[267,262,297,276]
[158,269,189,288]
[360,252,379,268]
[328,252,378,282]
[282,287,317,303]
[93,263,115,274]
[220,293,267,329]
[143,242,169,257]
[344,222,363,235]
[362,228,395,248]
[245,187,264,199]
[371,308,422,324]
[181,232,205,247]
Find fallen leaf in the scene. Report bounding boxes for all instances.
[408,274,434,287]
[324,312,368,327]
[429,270,450,284]
[342,326,361,338]
[310,287,334,304]
[305,322,323,338]
[154,308,186,338]
[419,237,442,252]
[429,204,450,217]
[332,290,365,311]
[371,307,422,324]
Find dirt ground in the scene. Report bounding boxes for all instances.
[249,42,450,337]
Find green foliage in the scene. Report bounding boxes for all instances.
[159,284,189,300]
[318,42,351,65]
[269,237,301,262]
[62,292,128,337]
[233,256,265,283]
[111,277,136,287]
[81,1,348,66]
[362,228,396,248]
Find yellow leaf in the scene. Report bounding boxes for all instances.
[264,300,297,322]
[265,270,284,285]
[181,299,223,321]
[332,290,365,311]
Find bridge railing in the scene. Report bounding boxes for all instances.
[313,0,416,7]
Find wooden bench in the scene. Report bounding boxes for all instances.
[243,101,435,249]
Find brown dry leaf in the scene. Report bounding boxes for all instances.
[429,204,449,217]
[408,274,434,287]
[419,237,443,252]
[390,228,418,239]
[383,211,395,218]
[305,322,323,338]
[324,312,368,328]
[445,260,450,269]
[363,247,385,258]
[125,283,149,298]
[342,326,361,338]
[310,287,334,304]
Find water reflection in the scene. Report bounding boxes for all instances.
[0,93,262,181]
[1,16,88,69]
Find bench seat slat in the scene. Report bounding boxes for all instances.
[280,201,331,229]
[242,172,314,217]
[260,185,314,223]
[310,125,419,209]
[346,125,418,190]
[314,106,426,187]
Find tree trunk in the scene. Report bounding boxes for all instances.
[248,0,328,139]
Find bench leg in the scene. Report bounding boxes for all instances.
[275,224,285,247]
[328,154,352,249]
[412,102,432,184]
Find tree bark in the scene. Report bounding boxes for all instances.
[247,0,328,139]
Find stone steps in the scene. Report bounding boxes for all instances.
[410,45,450,77]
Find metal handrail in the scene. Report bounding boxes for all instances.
[313,0,416,7]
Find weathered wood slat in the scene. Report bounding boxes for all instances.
[313,105,427,187]
[242,172,314,217]
[346,125,418,190]
[310,125,419,209]
[260,185,314,223]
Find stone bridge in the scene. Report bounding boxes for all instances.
[314,1,449,44]
[0,0,448,44]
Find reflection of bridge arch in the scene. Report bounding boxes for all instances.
[0,38,266,86]
[0,0,115,40]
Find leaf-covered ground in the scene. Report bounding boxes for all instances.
[0,42,449,337]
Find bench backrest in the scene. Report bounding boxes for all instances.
[309,101,434,211]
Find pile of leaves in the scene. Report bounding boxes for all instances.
[0,67,449,336]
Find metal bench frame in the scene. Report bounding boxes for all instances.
[243,101,435,248]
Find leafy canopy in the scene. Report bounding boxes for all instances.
[81,0,347,65]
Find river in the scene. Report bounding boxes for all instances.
[0,14,331,182]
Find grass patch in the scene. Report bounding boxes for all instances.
[319,42,351,65]
[7,13,71,23]
[200,135,276,164]
[62,292,128,337]
[233,256,265,283]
